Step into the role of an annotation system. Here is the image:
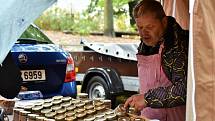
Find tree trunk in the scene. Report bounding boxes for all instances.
[104,0,115,37]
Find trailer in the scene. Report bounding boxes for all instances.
[69,39,140,105]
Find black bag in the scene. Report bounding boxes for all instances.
[0,52,22,99]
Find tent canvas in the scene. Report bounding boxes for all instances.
[163,0,215,120]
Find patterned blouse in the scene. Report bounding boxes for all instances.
[138,16,189,108]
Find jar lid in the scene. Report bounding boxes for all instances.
[105,109,114,115]
[76,108,85,113]
[95,113,105,118]
[45,111,57,118]
[36,116,46,120]
[24,105,34,110]
[118,117,131,121]
[71,99,81,104]
[84,116,95,121]
[95,105,105,111]
[65,111,76,117]
[44,98,53,103]
[62,96,72,102]
[52,105,62,111]
[84,105,94,110]
[32,105,43,111]
[43,102,53,108]
[54,114,66,120]
[94,117,106,121]
[52,95,63,100]
[52,99,62,105]
[65,116,77,121]
[77,93,88,98]
[61,101,71,108]
[66,105,76,111]
[76,102,85,108]
[41,108,52,114]
[86,109,96,115]
[56,108,66,114]
[28,114,39,119]
[75,112,86,118]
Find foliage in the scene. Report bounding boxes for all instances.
[34,0,138,34]
[34,7,103,35]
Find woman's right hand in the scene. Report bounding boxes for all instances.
[124,94,147,111]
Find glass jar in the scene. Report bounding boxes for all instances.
[41,108,52,116]
[84,105,94,110]
[36,116,46,121]
[76,102,85,109]
[82,100,93,105]
[52,100,62,106]
[86,109,96,115]
[105,113,117,121]
[52,96,63,100]
[51,105,62,111]
[62,96,72,102]
[65,111,76,117]
[27,114,39,121]
[133,118,146,121]
[61,101,71,108]
[77,93,88,99]
[66,105,76,111]
[45,111,57,119]
[44,98,53,103]
[114,104,127,117]
[65,116,77,121]
[56,108,66,114]
[54,114,66,121]
[32,105,43,115]
[84,115,95,121]
[24,105,34,112]
[42,102,52,109]
[75,112,86,120]
[20,110,31,121]
[118,117,131,121]
[13,108,24,121]
[95,105,106,114]
[103,100,111,109]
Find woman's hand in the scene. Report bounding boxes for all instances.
[124,94,147,111]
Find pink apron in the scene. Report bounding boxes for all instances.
[137,44,186,121]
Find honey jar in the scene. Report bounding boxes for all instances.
[84,115,95,121]
[118,117,131,121]
[62,96,72,102]
[65,116,77,121]
[41,108,52,116]
[20,110,31,121]
[35,116,46,121]
[65,111,76,117]
[32,105,43,115]
[45,111,57,119]
[54,114,66,121]
[52,96,63,100]
[27,114,39,121]
[13,108,24,121]
[77,93,88,99]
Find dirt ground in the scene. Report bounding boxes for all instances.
[43,30,140,45]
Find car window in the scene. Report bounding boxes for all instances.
[19,24,53,44]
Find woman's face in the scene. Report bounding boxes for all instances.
[135,13,167,46]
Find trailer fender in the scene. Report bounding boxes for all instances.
[81,67,124,95]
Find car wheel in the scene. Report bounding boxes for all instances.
[86,76,110,99]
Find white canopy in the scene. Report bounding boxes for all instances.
[0,0,56,64]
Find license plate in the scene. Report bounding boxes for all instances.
[21,70,46,81]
